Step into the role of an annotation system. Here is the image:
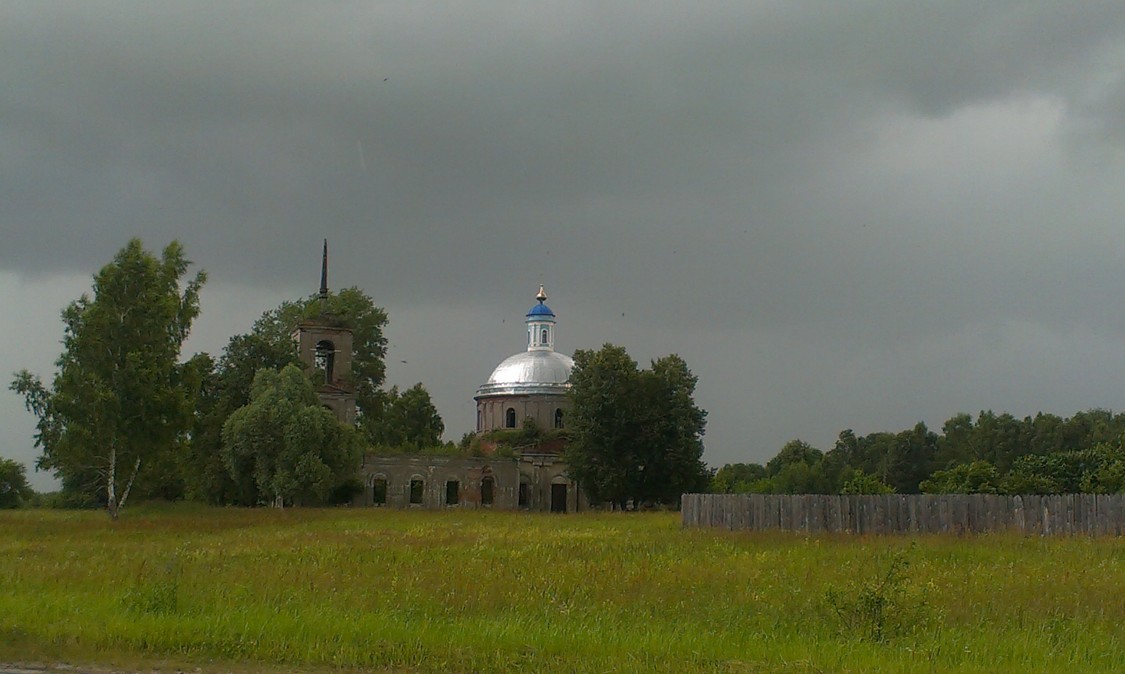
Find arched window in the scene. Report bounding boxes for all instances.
[409,478,424,505]
[505,408,517,428]
[541,328,549,345]
[480,476,494,506]
[314,340,335,383]
[554,408,564,429]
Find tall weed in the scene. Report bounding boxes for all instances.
[824,544,940,643]
[122,555,181,616]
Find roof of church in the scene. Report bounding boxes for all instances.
[477,284,572,399]
[526,302,555,318]
[475,350,574,398]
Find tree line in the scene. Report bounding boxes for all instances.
[713,409,1125,496]
[10,241,1124,513]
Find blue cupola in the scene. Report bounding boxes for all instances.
[526,284,556,351]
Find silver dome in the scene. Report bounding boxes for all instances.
[475,350,574,398]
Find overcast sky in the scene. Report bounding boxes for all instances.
[5,2,1125,491]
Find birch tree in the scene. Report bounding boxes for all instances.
[10,239,205,518]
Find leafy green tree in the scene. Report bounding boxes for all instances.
[766,440,823,477]
[1000,453,1087,494]
[1060,409,1122,452]
[999,439,1125,495]
[565,344,708,508]
[832,425,936,494]
[848,431,898,481]
[769,461,825,494]
[371,383,445,450]
[1027,412,1065,457]
[221,364,360,507]
[840,470,895,495]
[0,458,35,508]
[185,333,300,505]
[634,354,710,504]
[833,429,862,466]
[712,463,767,493]
[974,411,1027,472]
[919,461,1001,494]
[564,345,641,506]
[884,423,938,494]
[1082,460,1125,493]
[724,443,889,495]
[816,449,855,493]
[935,413,976,468]
[10,239,204,518]
[1080,438,1125,493]
[738,440,832,494]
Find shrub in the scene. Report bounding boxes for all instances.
[824,545,938,643]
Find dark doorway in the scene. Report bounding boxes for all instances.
[373,478,387,506]
[518,483,529,508]
[480,476,494,506]
[551,483,568,513]
[445,480,459,506]
[409,479,424,505]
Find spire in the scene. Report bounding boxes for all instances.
[319,239,329,302]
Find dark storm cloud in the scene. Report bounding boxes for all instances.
[6,3,1124,298]
[5,2,1125,483]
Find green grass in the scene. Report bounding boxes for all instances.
[2,505,1125,673]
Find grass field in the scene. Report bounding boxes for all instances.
[2,505,1125,673]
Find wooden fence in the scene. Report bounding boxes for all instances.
[681,493,1125,536]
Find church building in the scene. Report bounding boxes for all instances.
[292,251,586,512]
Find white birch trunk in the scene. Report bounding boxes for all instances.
[107,442,118,520]
[117,457,142,513]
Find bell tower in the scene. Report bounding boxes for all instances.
[293,240,356,424]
